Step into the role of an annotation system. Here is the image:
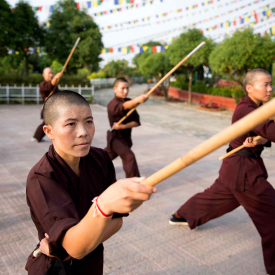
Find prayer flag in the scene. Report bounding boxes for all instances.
[49,5,54,13]
[87,1,91,8]
[152,46,157,53]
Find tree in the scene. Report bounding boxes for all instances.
[168,29,215,104]
[133,41,163,72]
[12,1,44,75]
[45,0,103,74]
[102,59,129,78]
[209,28,275,85]
[140,52,171,98]
[0,0,14,56]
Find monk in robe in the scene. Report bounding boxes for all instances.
[26,90,157,275]
[32,67,62,142]
[170,68,275,275]
[105,77,148,178]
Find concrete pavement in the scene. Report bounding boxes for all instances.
[1,84,274,274]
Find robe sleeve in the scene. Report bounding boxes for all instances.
[27,173,80,261]
[103,151,129,219]
[109,100,125,117]
[239,104,275,142]
[131,110,141,126]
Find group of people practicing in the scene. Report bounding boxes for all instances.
[26,67,275,275]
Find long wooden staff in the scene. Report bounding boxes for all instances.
[110,41,206,131]
[140,98,275,187]
[48,37,81,97]
[219,135,261,161]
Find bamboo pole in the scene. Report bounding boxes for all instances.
[141,98,275,187]
[219,135,262,161]
[110,41,206,131]
[48,37,81,97]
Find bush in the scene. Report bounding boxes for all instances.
[170,81,245,100]
[0,74,91,86]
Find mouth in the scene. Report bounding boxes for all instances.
[75,142,90,148]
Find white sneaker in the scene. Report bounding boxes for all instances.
[31,137,38,142]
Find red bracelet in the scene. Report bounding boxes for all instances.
[92,197,113,218]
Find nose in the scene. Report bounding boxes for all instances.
[76,123,88,138]
[267,84,273,93]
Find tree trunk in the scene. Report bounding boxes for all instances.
[188,69,194,105]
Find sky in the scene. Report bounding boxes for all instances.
[6,0,275,68]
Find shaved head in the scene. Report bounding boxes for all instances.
[43,90,90,126]
[243,68,270,93]
[113,77,128,87]
[43,67,53,74]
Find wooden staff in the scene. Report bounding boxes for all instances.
[110,41,206,131]
[48,37,81,97]
[140,98,275,187]
[219,135,261,161]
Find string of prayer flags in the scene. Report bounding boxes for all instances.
[101,45,169,54]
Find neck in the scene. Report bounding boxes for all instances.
[54,145,81,176]
[248,94,261,106]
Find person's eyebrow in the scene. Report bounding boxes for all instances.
[64,118,78,122]
[85,116,93,120]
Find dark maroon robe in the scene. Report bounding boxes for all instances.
[26,145,126,275]
[33,81,60,142]
[105,96,141,178]
[177,95,275,274]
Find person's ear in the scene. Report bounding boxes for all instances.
[246,84,252,94]
[113,86,117,93]
[43,124,54,140]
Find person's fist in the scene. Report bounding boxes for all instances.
[55,72,63,79]
[243,137,257,148]
[39,233,54,257]
[137,94,148,104]
[112,123,125,130]
[97,177,157,214]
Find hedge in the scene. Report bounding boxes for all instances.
[0,74,91,86]
[170,81,245,100]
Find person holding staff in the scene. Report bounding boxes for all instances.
[170,68,275,275]
[32,67,62,142]
[105,77,148,178]
[26,91,156,274]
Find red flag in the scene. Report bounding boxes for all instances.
[152,46,156,53]
[109,48,113,53]
[130,46,134,53]
[76,3,80,9]
[254,11,258,23]
[38,6,42,11]
[233,19,236,26]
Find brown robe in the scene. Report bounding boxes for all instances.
[26,145,127,275]
[177,95,275,274]
[33,81,60,142]
[105,96,141,178]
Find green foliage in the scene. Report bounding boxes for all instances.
[87,71,106,79]
[51,60,63,74]
[77,68,91,77]
[167,29,216,102]
[168,29,216,71]
[12,1,45,74]
[0,0,14,56]
[170,81,245,100]
[209,28,275,84]
[45,0,103,73]
[102,60,129,78]
[0,73,90,86]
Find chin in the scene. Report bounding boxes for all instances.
[72,146,91,157]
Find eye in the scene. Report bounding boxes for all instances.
[67,122,75,126]
[87,120,93,124]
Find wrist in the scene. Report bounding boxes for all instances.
[96,196,114,216]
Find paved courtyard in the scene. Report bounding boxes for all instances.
[1,84,275,274]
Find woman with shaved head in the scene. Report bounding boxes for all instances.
[32,67,62,142]
[170,68,275,274]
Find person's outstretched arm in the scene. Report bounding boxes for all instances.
[123,94,148,110]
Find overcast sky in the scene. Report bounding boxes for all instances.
[6,0,275,67]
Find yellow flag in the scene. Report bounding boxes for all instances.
[15,51,19,55]
[122,47,127,53]
[46,21,50,27]
[143,46,148,51]
[245,17,249,22]
[101,48,105,54]
[92,1,98,7]
[272,26,275,35]
[267,9,271,16]
[225,22,229,28]
[37,48,40,53]
[164,45,169,49]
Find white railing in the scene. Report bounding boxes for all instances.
[0,84,94,104]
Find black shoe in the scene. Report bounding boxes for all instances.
[169,214,188,225]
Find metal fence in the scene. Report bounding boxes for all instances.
[0,84,94,104]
